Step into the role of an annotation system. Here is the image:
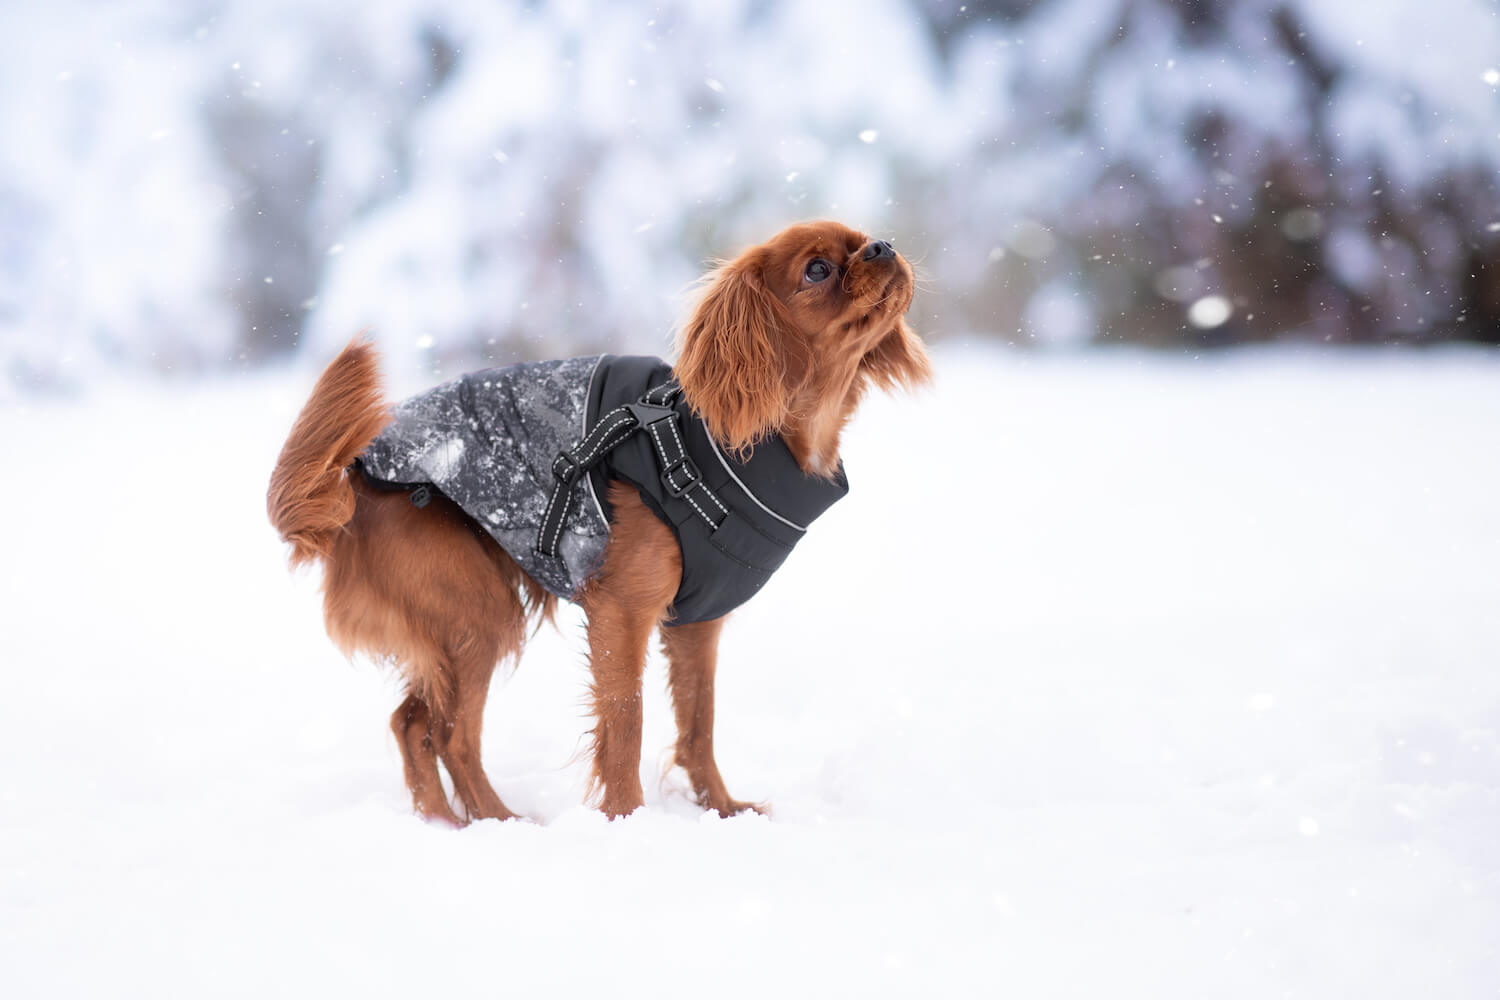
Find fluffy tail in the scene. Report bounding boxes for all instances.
[267,338,390,568]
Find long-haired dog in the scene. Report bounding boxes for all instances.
[268,221,929,824]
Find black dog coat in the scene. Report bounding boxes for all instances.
[358,355,848,624]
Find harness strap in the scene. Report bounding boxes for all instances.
[641,379,679,407]
[535,378,727,557]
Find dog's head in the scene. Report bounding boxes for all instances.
[675,221,930,468]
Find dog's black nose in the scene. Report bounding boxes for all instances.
[862,240,895,261]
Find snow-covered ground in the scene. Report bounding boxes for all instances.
[3,344,1498,997]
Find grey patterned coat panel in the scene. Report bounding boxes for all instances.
[358,356,608,599]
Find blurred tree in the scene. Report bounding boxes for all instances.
[3,0,1498,391]
[908,0,1500,348]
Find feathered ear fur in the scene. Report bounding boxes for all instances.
[674,252,801,455]
[860,317,932,392]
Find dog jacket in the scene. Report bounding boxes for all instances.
[357,355,848,624]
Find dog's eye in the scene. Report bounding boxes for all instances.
[804,259,833,283]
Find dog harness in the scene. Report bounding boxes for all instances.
[357,355,848,624]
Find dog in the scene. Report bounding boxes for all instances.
[268,220,930,824]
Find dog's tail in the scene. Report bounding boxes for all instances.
[267,337,390,568]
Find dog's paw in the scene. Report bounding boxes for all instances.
[415,803,465,828]
[703,795,769,819]
[600,795,646,820]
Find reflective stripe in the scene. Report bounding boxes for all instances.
[704,433,807,533]
[581,355,609,525]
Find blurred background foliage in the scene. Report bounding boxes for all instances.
[3,0,1499,391]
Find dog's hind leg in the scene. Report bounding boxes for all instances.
[390,693,461,826]
[431,568,530,823]
[432,655,518,822]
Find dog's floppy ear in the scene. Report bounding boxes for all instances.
[675,251,798,456]
[860,316,932,392]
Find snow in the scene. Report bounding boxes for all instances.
[3,344,1498,995]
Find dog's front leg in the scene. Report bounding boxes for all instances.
[661,617,764,816]
[580,483,682,818]
[582,595,659,817]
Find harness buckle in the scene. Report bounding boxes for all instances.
[626,400,675,427]
[661,456,702,497]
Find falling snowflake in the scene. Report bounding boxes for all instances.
[1188,295,1233,329]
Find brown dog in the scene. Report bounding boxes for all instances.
[268,221,929,824]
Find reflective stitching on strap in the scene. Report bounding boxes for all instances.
[648,412,719,530]
[644,380,681,407]
[669,418,726,515]
[538,374,724,555]
[575,409,634,466]
[680,488,715,530]
[538,405,642,556]
[538,470,570,553]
